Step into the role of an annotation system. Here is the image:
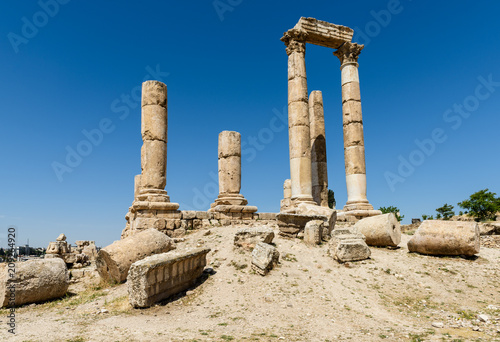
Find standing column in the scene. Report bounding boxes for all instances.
[281,29,315,206]
[136,80,178,209]
[210,131,257,213]
[309,91,329,207]
[333,43,374,211]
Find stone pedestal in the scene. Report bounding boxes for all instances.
[281,29,316,206]
[123,81,180,238]
[210,131,257,214]
[309,91,329,207]
[334,43,377,215]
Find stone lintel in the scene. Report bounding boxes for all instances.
[293,17,353,49]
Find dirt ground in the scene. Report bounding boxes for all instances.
[1,224,499,342]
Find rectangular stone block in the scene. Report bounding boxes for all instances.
[259,213,277,221]
[127,248,210,308]
[196,211,209,219]
[295,17,353,49]
[181,211,197,220]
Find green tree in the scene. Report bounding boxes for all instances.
[458,189,500,222]
[328,189,336,209]
[379,206,404,222]
[436,203,455,220]
[422,214,434,221]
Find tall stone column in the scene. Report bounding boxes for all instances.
[309,91,329,207]
[123,80,180,238]
[210,131,257,213]
[333,43,374,211]
[281,29,316,206]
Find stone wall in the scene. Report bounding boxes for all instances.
[126,211,277,238]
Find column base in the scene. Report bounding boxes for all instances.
[208,193,257,213]
[343,200,374,212]
[337,208,382,223]
[122,189,180,238]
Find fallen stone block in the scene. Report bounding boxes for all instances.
[479,222,500,235]
[96,228,176,283]
[354,213,401,247]
[328,229,371,262]
[295,202,337,236]
[0,258,69,307]
[234,226,274,250]
[277,213,327,238]
[407,220,480,256]
[127,247,210,308]
[252,242,279,276]
[303,220,324,245]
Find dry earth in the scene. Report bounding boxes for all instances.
[1,224,499,342]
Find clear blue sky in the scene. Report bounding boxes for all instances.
[1,1,499,248]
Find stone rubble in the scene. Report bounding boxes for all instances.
[252,242,280,276]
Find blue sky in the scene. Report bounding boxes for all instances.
[0,1,498,248]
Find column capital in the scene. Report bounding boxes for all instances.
[281,29,308,56]
[334,42,364,66]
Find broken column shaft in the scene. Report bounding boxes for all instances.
[309,91,329,207]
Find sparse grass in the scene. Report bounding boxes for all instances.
[221,335,234,341]
[282,253,298,262]
[457,310,475,320]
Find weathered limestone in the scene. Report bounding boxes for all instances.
[45,235,91,267]
[281,29,316,206]
[333,42,377,216]
[309,91,329,207]
[252,242,280,276]
[304,220,324,245]
[407,220,480,256]
[46,240,70,255]
[328,228,371,263]
[75,241,98,262]
[96,229,176,283]
[293,17,354,49]
[234,226,275,250]
[123,81,180,238]
[0,258,69,307]
[280,179,293,212]
[354,213,401,247]
[127,248,210,308]
[210,131,257,214]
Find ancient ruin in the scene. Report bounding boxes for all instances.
[127,247,210,308]
[45,234,96,268]
[123,81,180,238]
[209,131,257,216]
[281,17,381,221]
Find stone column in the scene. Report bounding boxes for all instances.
[309,91,329,207]
[210,131,257,213]
[333,43,373,211]
[134,80,178,210]
[281,29,315,206]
